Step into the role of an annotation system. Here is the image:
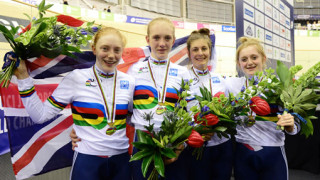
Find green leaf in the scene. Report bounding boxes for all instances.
[170,126,192,144]
[87,21,94,27]
[299,103,317,110]
[38,0,46,12]
[292,105,305,115]
[283,90,292,101]
[24,14,32,22]
[190,106,198,113]
[154,152,165,177]
[292,84,302,102]
[9,26,20,36]
[295,89,313,103]
[136,130,154,145]
[66,45,82,53]
[214,126,227,132]
[130,149,154,162]
[160,148,176,159]
[132,142,155,150]
[308,116,318,120]
[0,24,15,41]
[300,117,313,138]
[276,60,292,89]
[220,132,230,138]
[43,4,54,11]
[152,137,164,148]
[141,154,153,178]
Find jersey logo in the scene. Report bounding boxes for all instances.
[86,78,97,87]
[192,77,199,85]
[169,68,178,76]
[211,77,221,83]
[120,80,129,89]
[138,66,148,73]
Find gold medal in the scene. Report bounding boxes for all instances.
[156,105,167,115]
[93,66,117,134]
[106,126,116,135]
[147,59,170,116]
[106,122,116,135]
[245,115,256,127]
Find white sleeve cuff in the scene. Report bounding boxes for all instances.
[285,122,299,135]
[17,76,34,91]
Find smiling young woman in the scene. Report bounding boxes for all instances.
[228,37,297,180]
[185,28,233,180]
[13,27,135,180]
[127,17,192,180]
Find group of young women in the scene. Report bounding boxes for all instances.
[12,17,297,180]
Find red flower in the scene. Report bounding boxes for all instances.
[213,91,225,98]
[250,96,271,116]
[194,113,219,126]
[194,112,200,121]
[187,130,204,148]
[204,114,219,126]
[56,15,84,27]
[20,23,31,35]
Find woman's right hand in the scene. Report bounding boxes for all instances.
[70,128,81,151]
[10,56,29,79]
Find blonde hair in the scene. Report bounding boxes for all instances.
[236,37,266,67]
[92,26,127,48]
[147,17,175,37]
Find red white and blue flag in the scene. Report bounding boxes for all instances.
[0,34,215,179]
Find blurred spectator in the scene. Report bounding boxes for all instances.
[92,5,96,10]
[317,20,320,31]
[307,21,312,30]
[107,6,111,13]
[63,0,68,5]
[312,21,317,30]
[297,23,301,29]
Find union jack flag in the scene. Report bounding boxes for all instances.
[0,34,216,179]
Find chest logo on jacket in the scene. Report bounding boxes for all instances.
[169,68,178,76]
[211,77,221,83]
[138,66,149,73]
[85,78,97,87]
[192,77,200,85]
[120,80,129,89]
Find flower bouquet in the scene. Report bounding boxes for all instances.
[239,61,320,137]
[188,88,243,159]
[273,61,319,137]
[235,74,274,127]
[130,79,203,179]
[190,88,240,138]
[0,0,99,87]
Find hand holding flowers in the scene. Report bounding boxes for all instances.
[130,79,200,180]
[240,61,320,137]
[0,0,99,87]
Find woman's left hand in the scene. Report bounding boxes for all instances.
[277,114,294,132]
[163,144,184,165]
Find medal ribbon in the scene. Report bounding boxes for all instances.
[192,66,213,97]
[147,58,170,105]
[93,66,117,125]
